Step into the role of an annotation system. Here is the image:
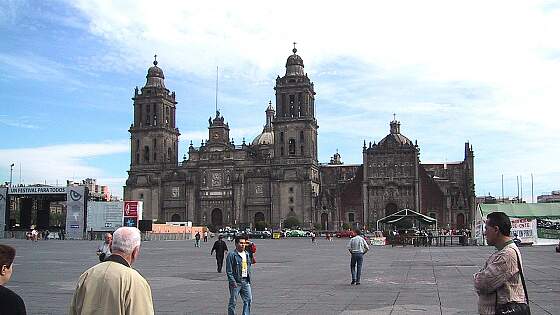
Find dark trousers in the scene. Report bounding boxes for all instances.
[350,253,364,282]
[216,255,225,272]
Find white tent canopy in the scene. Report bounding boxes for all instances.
[376,208,437,231]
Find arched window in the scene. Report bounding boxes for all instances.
[143,146,150,162]
[280,132,284,142]
[168,147,172,162]
[299,130,304,142]
[146,105,151,125]
[282,94,286,117]
[280,147,284,156]
[289,139,296,155]
[289,95,295,117]
[300,146,304,155]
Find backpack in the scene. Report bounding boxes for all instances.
[249,242,257,264]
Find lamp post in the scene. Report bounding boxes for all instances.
[9,163,14,187]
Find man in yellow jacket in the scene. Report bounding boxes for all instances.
[69,227,154,315]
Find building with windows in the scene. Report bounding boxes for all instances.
[538,191,560,203]
[124,46,475,231]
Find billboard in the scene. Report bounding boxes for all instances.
[123,201,143,228]
[9,186,66,194]
[87,201,124,231]
[65,186,86,239]
[510,218,537,244]
[537,219,560,239]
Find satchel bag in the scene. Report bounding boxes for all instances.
[495,248,531,315]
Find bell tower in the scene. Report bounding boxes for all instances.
[271,44,320,229]
[273,44,318,162]
[129,56,180,169]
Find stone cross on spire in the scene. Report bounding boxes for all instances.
[153,54,158,66]
[293,42,297,54]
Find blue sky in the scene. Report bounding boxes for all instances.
[1,0,559,199]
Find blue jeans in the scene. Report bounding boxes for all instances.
[350,253,364,282]
[228,279,252,315]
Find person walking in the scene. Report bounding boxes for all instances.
[69,227,154,315]
[96,233,112,262]
[211,235,229,273]
[0,244,27,314]
[195,231,201,247]
[473,212,530,315]
[347,229,369,285]
[226,236,252,315]
[310,231,316,244]
[204,230,208,242]
[31,229,38,242]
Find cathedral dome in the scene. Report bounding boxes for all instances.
[144,58,166,89]
[378,119,413,146]
[285,46,305,76]
[252,130,274,146]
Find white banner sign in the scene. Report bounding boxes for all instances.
[510,218,537,244]
[9,186,67,195]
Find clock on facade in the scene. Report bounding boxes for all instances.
[211,173,222,187]
[255,184,263,195]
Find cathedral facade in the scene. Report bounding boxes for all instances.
[124,47,475,231]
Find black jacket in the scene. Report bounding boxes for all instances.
[211,240,228,257]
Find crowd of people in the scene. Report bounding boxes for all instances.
[22,229,65,241]
[0,211,534,315]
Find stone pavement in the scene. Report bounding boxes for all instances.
[1,237,558,314]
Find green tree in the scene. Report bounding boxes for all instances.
[283,217,300,229]
[255,221,267,231]
[342,223,351,230]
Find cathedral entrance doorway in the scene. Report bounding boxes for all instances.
[321,213,328,230]
[171,213,181,222]
[456,213,465,229]
[385,203,398,216]
[211,208,223,227]
[254,212,265,230]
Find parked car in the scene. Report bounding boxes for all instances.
[335,230,357,238]
[247,230,272,239]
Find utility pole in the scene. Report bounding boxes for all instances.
[520,176,523,203]
[516,176,519,202]
[501,174,504,202]
[531,173,534,203]
[9,163,14,187]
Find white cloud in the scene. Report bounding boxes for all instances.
[0,141,128,196]
[0,115,38,129]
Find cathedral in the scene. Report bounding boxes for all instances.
[124,46,475,231]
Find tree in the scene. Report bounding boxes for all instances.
[342,223,351,230]
[255,221,267,231]
[283,217,300,229]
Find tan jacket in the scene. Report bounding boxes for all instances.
[69,259,154,315]
[473,241,526,315]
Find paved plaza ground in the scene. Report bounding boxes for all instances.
[1,237,558,315]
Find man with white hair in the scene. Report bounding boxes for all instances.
[69,227,154,315]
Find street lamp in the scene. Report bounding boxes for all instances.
[9,163,14,187]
